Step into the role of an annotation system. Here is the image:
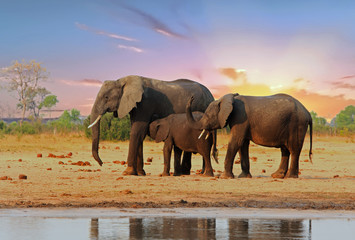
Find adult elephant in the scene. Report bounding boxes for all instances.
[186,93,313,179]
[88,75,214,175]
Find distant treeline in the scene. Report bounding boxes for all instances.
[1,106,354,140]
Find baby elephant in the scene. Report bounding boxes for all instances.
[149,112,218,176]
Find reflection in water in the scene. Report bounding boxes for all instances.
[1,216,354,240]
[89,217,308,239]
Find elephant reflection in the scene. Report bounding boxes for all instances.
[89,217,310,239]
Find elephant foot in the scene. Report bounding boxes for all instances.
[181,170,191,175]
[173,172,182,176]
[271,170,286,179]
[161,172,170,177]
[220,171,234,179]
[137,169,146,176]
[238,172,252,178]
[203,171,214,177]
[285,171,299,178]
[122,166,138,176]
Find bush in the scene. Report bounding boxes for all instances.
[84,114,131,141]
[48,109,83,133]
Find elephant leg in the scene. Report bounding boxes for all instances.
[181,152,192,175]
[286,129,307,178]
[123,122,148,176]
[162,142,173,176]
[202,153,214,177]
[173,146,182,176]
[136,140,146,176]
[272,146,290,179]
[238,140,252,178]
[285,150,300,178]
[221,139,242,179]
[201,158,206,175]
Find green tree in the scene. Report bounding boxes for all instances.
[39,95,59,118]
[335,105,355,132]
[84,114,131,141]
[49,109,82,133]
[1,60,49,122]
[310,111,330,134]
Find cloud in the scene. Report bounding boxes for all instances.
[116,3,187,39]
[340,75,355,80]
[75,22,138,42]
[214,67,355,119]
[219,68,247,84]
[61,79,102,87]
[117,44,143,53]
[330,77,355,90]
[287,89,355,119]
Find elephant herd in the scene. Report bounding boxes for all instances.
[88,75,312,179]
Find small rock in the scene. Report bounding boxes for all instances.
[0,176,8,180]
[19,174,27,180]
[37,153,42,158]
[116,177,124,180]
[147,157,153,162]
[333,175,339,178]
[121,189,133,194]
[262,169,266,173]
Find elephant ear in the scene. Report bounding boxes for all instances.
[218,94,234,128]
[155,123,170,143]
[117,76,144,118]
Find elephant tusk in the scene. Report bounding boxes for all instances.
[205,132,209,140]
[198,129,206,139]
[88,115,102,128]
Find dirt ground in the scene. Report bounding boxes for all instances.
[0,133,354,210]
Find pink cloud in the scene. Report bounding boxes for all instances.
[61,79,102,87]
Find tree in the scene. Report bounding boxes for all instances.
[335,105,355,131]
[1,60,49,123]
[310,111,331,134]
[39,95,59,118]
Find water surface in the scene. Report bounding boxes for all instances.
[0,208,354,240]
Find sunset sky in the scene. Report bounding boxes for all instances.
[1,0,354,120]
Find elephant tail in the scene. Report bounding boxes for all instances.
[211,130,219,163]
[309,118,313,164]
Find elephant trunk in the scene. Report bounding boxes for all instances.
[186,96,203,130]
[90,108,103,166]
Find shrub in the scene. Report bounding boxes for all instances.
[84,114,131,141]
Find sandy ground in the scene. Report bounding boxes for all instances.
[0,134,354,210]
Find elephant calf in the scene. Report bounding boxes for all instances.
[149,112,218,176]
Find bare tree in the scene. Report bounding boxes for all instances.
[1,60,49,123]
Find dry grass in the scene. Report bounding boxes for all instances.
[0,134,354,209]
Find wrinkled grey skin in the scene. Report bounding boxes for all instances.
[186,93,313,179]
[90,75,214,175]
[149,112,218,177]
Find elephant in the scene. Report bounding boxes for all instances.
[186,93,313,179]
[88,75,214,175]
[149,112,218,176]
